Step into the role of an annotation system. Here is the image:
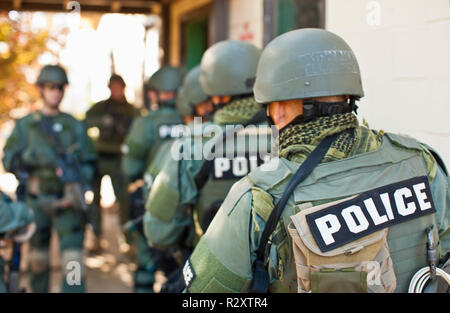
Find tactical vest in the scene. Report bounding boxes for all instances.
[247,132,445,293]
[142,139,176,200]
[18,112,85,194]
[145,107,184,169]
[93,100,137,154]
[195,124,273,237]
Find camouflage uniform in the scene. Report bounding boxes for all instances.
[0,193,34,293]
[85,95,139,236]
[2,64,97,293]
[184,29,450,293]
[121,66,185,293]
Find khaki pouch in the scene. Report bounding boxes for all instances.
[288,196,397,293]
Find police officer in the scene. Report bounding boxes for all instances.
[133,66,212,293]
[143,41,272,278]
[121,66,185,183]
[85,74,139,251]
[141,66,212,204]
[127,66,213,293]
[0,193,35,293]
[121,66,185,292]
[2,65,98,293]
[183,29,449,293]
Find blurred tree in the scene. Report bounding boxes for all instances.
[0,12,49,123]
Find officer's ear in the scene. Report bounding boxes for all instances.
[267,101,285,128]
[269,99,304,129]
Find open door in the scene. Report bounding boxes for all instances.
[184,18,208,71]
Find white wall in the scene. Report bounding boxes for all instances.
[229,0,264,48]
[326,0,450,166]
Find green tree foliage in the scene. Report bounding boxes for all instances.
[0,12,49,122]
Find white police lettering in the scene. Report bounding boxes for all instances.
[413,182,432,211]
[214,158,231,178]
[233,157,248,176]
[213,154,270,179]
[364,198,388,225]
[314,214,341,245]
[341,205,369,234]
[159,124,185,139]
[306,176,436,252]
[379,193,394,220]
[249,155,258,171]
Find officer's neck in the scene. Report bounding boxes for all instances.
[41,104,60,116]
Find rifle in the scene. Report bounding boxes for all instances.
[38,115,96,233]
[121,180,145,234]
[122,214,144,234]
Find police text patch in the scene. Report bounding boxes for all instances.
[213,153,271,180]
[306,176,436,252]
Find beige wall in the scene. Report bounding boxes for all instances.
[326,0,450,166]
[229,0,264,48]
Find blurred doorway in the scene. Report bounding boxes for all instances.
[180,5,210,70]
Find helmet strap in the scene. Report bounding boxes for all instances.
[273,96,359,131]
[302,96,358,123]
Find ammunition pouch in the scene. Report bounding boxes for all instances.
[288,196,397,293]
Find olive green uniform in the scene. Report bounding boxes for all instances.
[122,66,185,293]
[0,194,33,293]
[121,105,184,182]
[2,111,97,293]
[185,122,449,292]
[184,29,449,293]
[122,108,185,293]
[143,42,266,280]
[85,97,140,235]
[143,97,269,250]
[132,138,181,292]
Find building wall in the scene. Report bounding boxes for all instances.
[229,0,264,48]
[326,0,450,166]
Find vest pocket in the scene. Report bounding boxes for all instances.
[288,196,397,293]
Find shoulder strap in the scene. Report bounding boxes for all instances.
[194,110,266,190]
[248,133,339,293]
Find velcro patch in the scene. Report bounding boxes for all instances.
[183,258,196,289]
[213,153,271,180]
[306,176,436,252]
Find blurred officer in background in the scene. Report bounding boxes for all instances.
[2,64,97,293]
[121,66,185,292]
[85,74,140,253]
